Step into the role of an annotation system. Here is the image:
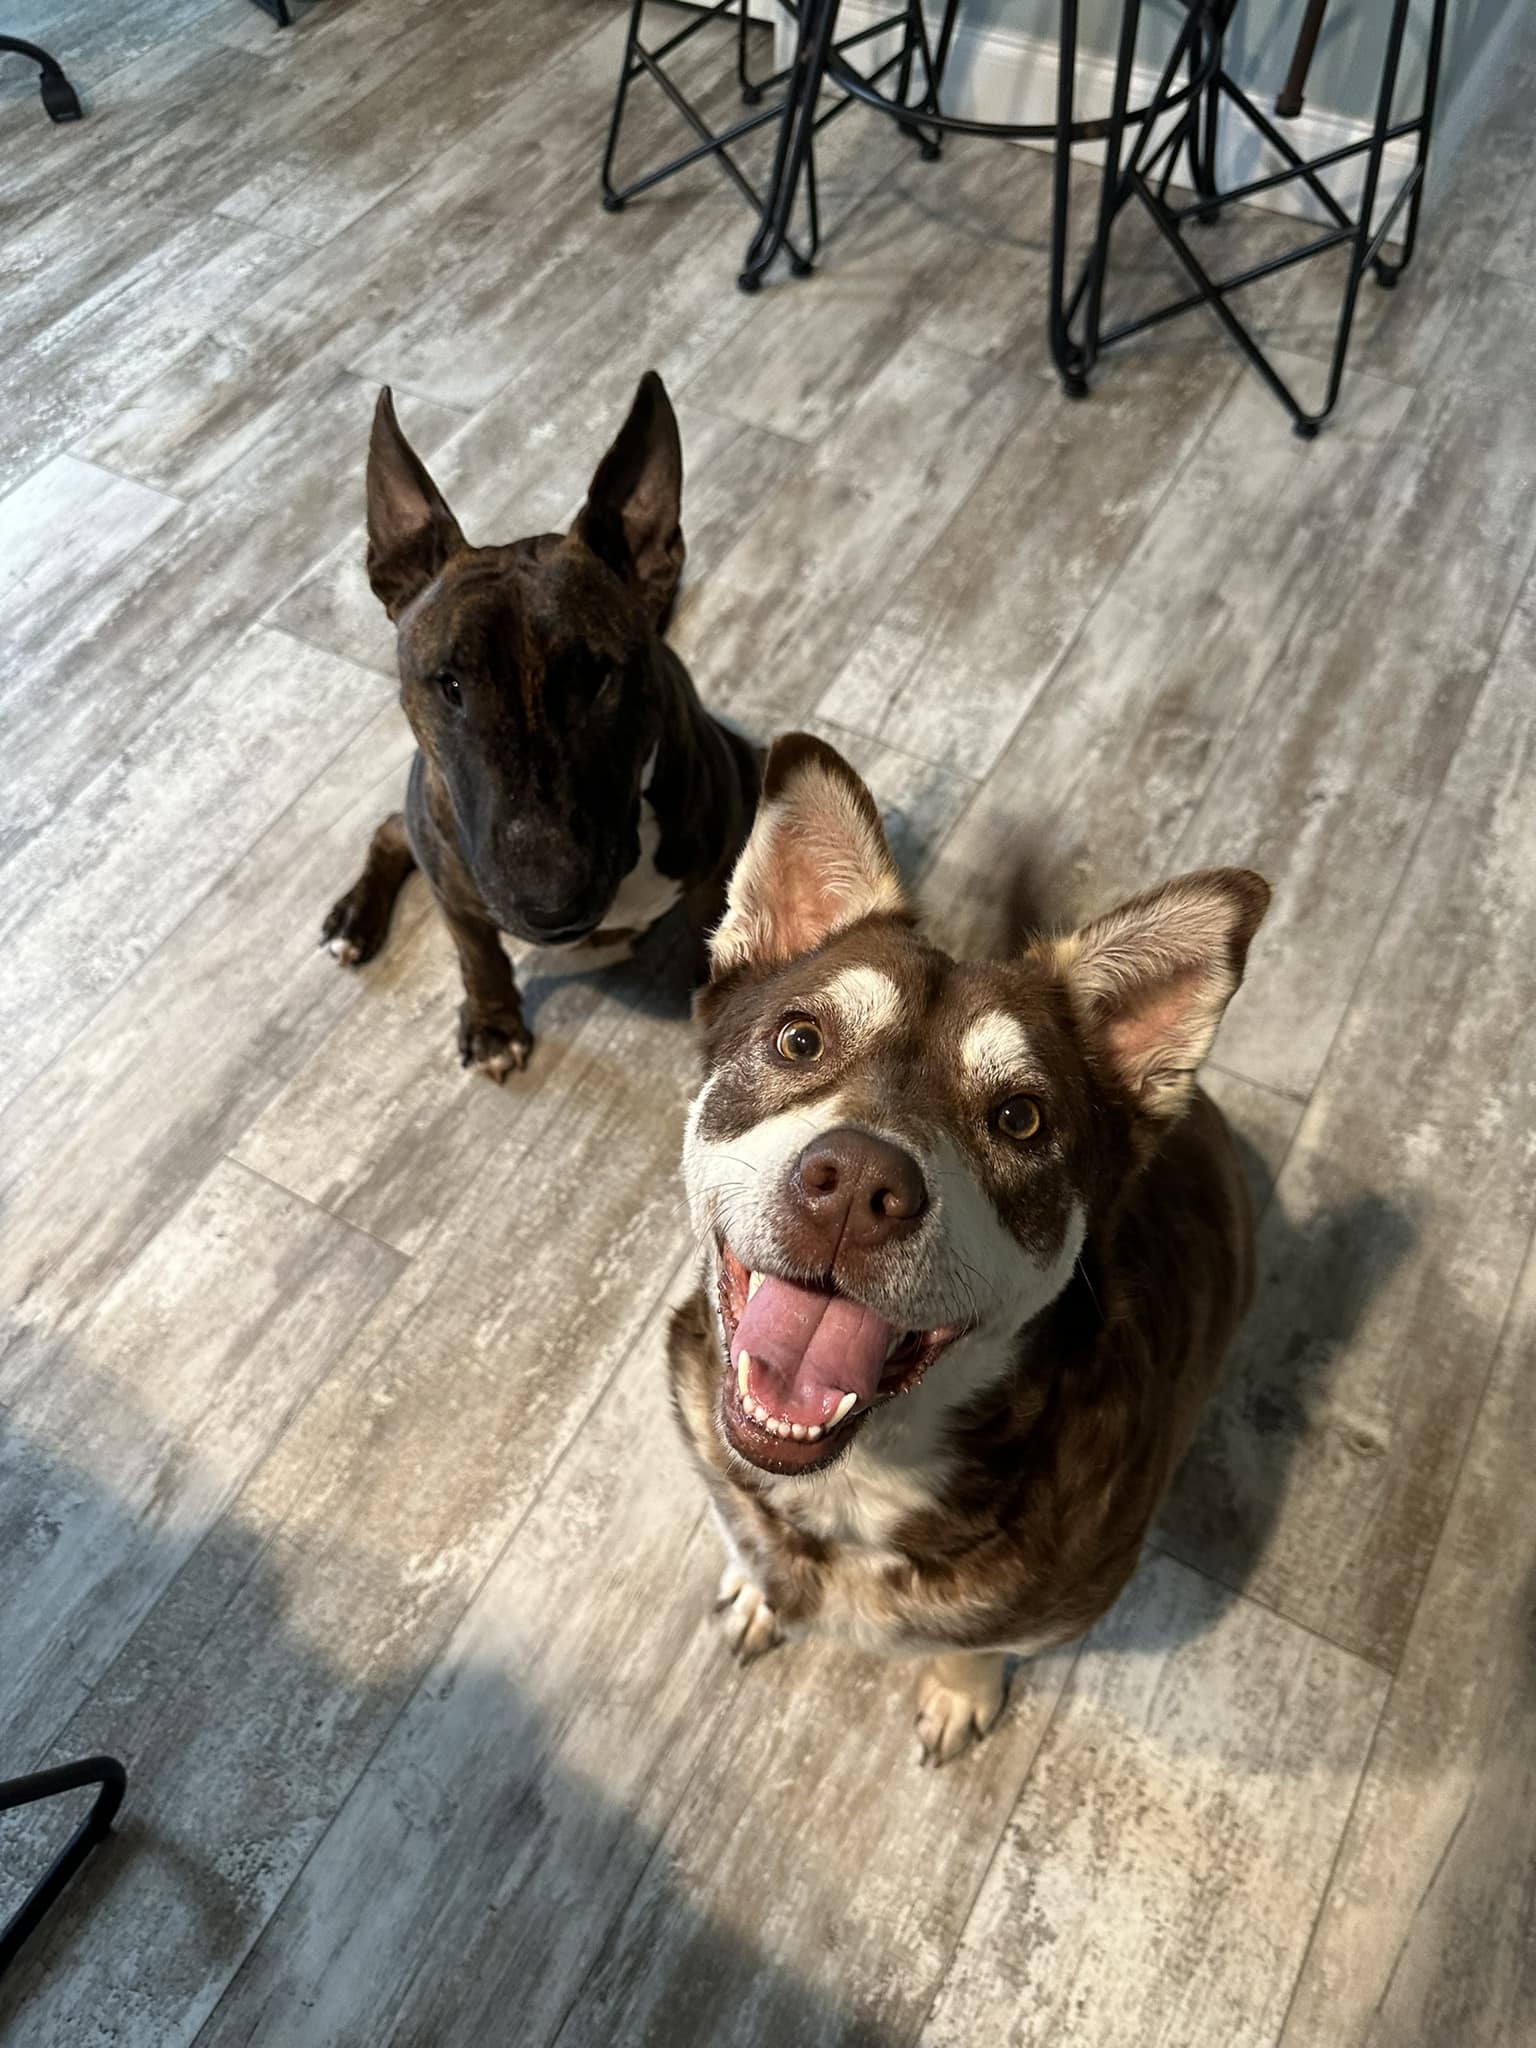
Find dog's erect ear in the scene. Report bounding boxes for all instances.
[709,734,908,978]
[366,388,467,621]
[571,370,685,625]
[1043,868,1270,1119]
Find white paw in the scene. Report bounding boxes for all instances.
[914,1657,1006,1767]
[715,1564,782,1664]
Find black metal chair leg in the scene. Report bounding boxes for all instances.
[1305,0,1413,430]
[1048,0,1087,396]
[0,1758,127,1979]
[600,0,648,210]
[1380,0,1448,280]
[1076,0,1144,388]
[738,0,839,291]
[0,35,83,123]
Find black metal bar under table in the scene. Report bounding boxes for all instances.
[0,1757,127,1979]
[0,35,83,122]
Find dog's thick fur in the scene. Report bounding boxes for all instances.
[322,372,758,1077]
[670,734,1269,1764]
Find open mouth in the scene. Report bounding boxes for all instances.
[714,1238,967,1475]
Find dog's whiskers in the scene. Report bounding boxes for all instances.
[1075,1256,1104,1318]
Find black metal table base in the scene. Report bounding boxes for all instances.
[601,2,1222,385]
[0,1758,127,1979]
[599,1,1448,432]
[0,35,83,122]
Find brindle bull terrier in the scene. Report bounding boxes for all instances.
[322,372,759,1077]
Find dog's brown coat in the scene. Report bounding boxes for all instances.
[670,736,1268,1753]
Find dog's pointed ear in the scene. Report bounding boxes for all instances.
[709,734,909,978]
[366,388,467,620]
[1042,868,1269,1119]
[571,369,685,626]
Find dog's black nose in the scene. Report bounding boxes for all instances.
[792,1128,928,1254]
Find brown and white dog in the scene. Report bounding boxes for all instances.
[670,734,1269,1764]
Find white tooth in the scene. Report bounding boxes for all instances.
[748,1271,764,1301]
[806,1424,823,1441]
[737,1352,751,1399]
[830,1391,857,1428]
[752,1401,768,1424]
[791,1423,807,1441]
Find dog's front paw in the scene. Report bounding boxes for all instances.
[457,1003,533,1082]
[321,880,392,966]
[715,1564,782,1665]
[914,1653,1007,1767]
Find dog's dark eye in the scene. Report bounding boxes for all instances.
[437,671,463,709]
[594,670,622,713]
[995,1094,1042,1141]
[775,1018,824,1063]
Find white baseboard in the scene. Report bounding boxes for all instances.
[775,4,1417,230]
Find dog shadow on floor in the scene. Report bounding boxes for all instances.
[0,1369,903,2048]
[1148,1160,1418,1621]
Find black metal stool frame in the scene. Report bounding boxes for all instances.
[1076,0,1449,436]
[0,1757,127,1978]
[0,35,83,122]
[600,0,950,292]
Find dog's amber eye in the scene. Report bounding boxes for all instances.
[996,1094,1041,1141]
[437,672,462,709]
[775,1018,824,1063]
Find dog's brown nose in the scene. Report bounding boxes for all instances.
[792,1128,928,1254]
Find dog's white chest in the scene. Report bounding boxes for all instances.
[599,797,682,935]
[766,1403,955,1557]
[782,1449,945,1554]
[762,1328,1020,1556]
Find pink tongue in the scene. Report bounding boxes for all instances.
[731,1274,895,1427]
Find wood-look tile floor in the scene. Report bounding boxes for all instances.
[4,3,1535,2042]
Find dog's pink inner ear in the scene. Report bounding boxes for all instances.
[1099,964,1214,1099]
[711,739,908,976]
[764,821,880,958]
[1053,869,1270,1118]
